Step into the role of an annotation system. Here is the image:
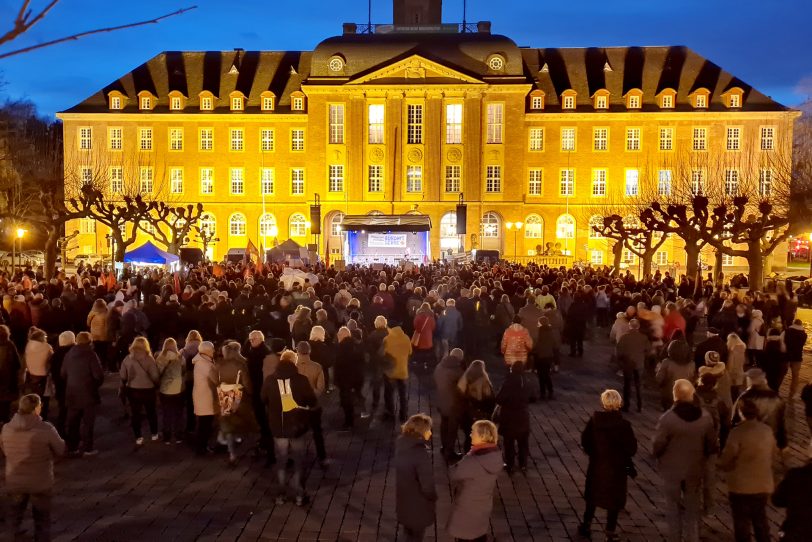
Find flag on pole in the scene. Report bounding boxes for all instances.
[245,239,260,263]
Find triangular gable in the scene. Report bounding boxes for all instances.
[348,54,484,85]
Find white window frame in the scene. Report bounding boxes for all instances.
[262,96,274,111]
[260,128,275,152]
[445,103,462,144]
[140,96,151,110]
[407,104,423,144]
[562,95,575,109]
[261,168,275,195]
[589,216,603,239]
[724,168,739,196]
[759,168,772,197]
[230,167,245,195]
[406,165,423,193]
[595,95,608,109]
[199,128,213,151]
[656,251,669,266]
[486,103,503,144]
[170,97,182,111]
[200,96,213,111]
[369,104,385,144]
[556,214,575,239]
[627,95,641,109]
[485,165,501,193]
[692,127,707,151]
[292,96,304,111]
[229,213,247,236]
[524,214,543,239]
[109,166,123,194]
[729,94,741,108]
[291,168,305,195]
[661,94,674,109]
[691,169,705,194]
[722,253,735,266]
[368,165,384,192]
[659,127,673,151]
[625,169,639,197]
[139,167,154,193]
[445,165,461,193]
[110,96,122,110]
[592,169,607,197]
[529,127,544,151]
[328,104,345,144]
[289,214,308,237]
[328,164,345,192]
[80,218,96,235]
[561,127,576,151]
[695,94,707,108]
[559,168,574,196]
[626,128,641,151]
[726,126,741,151]
[231,96,244,111]
[200,168,214,195]
[531,96,543,110]
[169,127,183,151]
[79,127,92,150]
[590,250,604,265]
[291,129,305,151]
[528,168,543,196]
[593,127,608,151]
[108,127,122,150]
[230,128,244,151]
[79,166,93,186]
[170,168,184,194]
[658,169,672,196]
[259,213,277,237]
[760,126,775,151]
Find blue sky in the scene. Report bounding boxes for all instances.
[1,0,810,117]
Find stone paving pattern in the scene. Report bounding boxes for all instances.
[4,313,812,541]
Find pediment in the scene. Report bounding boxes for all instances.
[348,55,484,85]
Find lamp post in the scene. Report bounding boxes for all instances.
[504,221,523,260]
[15,228,25,270]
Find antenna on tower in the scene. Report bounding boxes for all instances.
[368,0,372,29]
[462,0,467,31]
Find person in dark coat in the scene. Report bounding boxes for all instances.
[578,389,638,542]
[0,325,21,424]
[60,332,104,455]
[49,331,75,435]
[334,326,368,428]
[241,330,273,451]
[394,414,437,542]
[308,325,334,393]
[772,451,812,542]
[693,327,727,370]
[533,316,556,399]
[495,361,530,474]
[433,349,465,461]
[566,294,590,357]
[458,360,496,451]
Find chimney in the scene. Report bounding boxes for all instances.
[343,23,357,35]
[477,21,491,34]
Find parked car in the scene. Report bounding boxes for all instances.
[20,250,45,266]
[72,253,107,266]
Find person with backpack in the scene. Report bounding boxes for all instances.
[294,341,327,468]
[214,341,256,466]
[156,338,185,445]
[261,350,317,506]
[119,336,160,446]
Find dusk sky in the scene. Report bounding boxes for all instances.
[1,0,810,118]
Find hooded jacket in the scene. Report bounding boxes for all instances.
[652,401,718,481]
[383,326,412,381]
[0,413,65,493]
[261,361,316,438]
[446,445,503,539]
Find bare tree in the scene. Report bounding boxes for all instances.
[138,202,204,255]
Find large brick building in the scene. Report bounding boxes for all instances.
[57,0,798,270]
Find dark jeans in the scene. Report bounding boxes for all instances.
[339,387,365,427]
[369,369,384,410]
[503,432,529,469]
[440,414,460,458]
[160,393,184,440]
[583,501,619,533]
[384,377,407,421]
[93,340,111,371]
[9,491,51,542]
[127,387,158,438]
[184,385,196,432]
[252,395,272,447]
[536,359,553,398]
[65,404,97,452]
[401,525,425,542]
[196,414,214,454]
[569,326,585,356]
[309,407,327,461]
[729,493,770,542]
[622,369,642,412]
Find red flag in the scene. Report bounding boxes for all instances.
[245,239,260,263]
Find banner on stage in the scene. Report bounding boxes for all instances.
[367,233,408,248]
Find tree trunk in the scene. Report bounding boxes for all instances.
[747,243,764,292]
[113,232,126,262]
[167,242,180,255]
[713,250,724,286]
[641,253,653,278]
[612,241,623,277]
[43,227,59,280]
[684,243,700,279]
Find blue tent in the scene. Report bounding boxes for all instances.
[123,241,180,265]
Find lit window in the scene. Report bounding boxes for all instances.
[261,168,274,194]
[369,104,385,144]
[170,168,184,194]
[561,127,576,151]
[139,221,156,236]
[626,128,641,151]
[695,94,707,108]
[328,165,344,192]
[661,95,673,109]
[692,127,707,151]
[658,170,672,196]
[625,169,639,196]
[529,128,544,151]
[407,104,423,144]
[200,214,216,237]
[485,165,501,193]
[330,213,344,236]
[108,128,122,150]
[80,218,96,234]
[559,169,574,196]
[199,128,213,151]
[229,213,246,236]
[623,249,636,264]
[445,103,462,144]
[230,168,244,194]
[140,96,151,110]
[170,97,182,110]
[445,165,460,193]
[593,128,607,151]
[480,212,499,238]
[725,169,739,196]
[656,251,668,266]
[169,128,183,151]
[589,216,603,238]
[329,104,345,144]
[595,95,608,109]
[628,95,641,109]
[230,128,244,151]
[592,169,607,197]
[139,128,153,151]
[556,214,575,239]
[79,127,92,150]
[407,165,423,192]
[259,213,277,237]
[260,129,275,151]
[368,165,383,192]
[231,96,243,111]
[80,166,92,186]
[531,95,543,110]
[729,94,741,108]
[200,168,214,194]
[291,129,305,151]
[759,168,772,197]
[525,214,543,238]
[562,95,575,109]
[659,127,673,151]
[109,167,123,193]
[726,127,741,151]
[140,167,154,193]
[590,250,604,265]
[691,169,704,194]
[262,96,274,111]
[528,169,542,196]
[486,103,503,144]
[292,96,304,111]
[289,213,308,236]
[760,127,775,150]
[722,253,735,266]
[110,96,122,110]
[291,168,304,194]
[201,96,213,110]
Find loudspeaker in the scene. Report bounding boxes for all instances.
[456,204,467,235]
[310,205,321,234]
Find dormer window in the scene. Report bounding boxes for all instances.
[291,92,306,111]
[110,96,122,110]
[562,95,575,110]
[231,96,244,111]
[696,94,707,108]
[595,95,608,109]
[661,95,674,109]
[627,95,641,109]
[729,94,740,108]
[262,96,275,111]
[200,96,213,111]
[170,97,182,111]
[140,96,151,110]
[531,96,543,110]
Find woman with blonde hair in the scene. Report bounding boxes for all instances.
[578,389,638,542]
[119,336,160,446]
[156,337,184,444]
[726,332,747,401]
[457,360,495,451]
[23,327,52,412]
[87,298,110,368]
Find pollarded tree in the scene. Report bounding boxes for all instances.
[138,202,204,255]
[639,197,711,280]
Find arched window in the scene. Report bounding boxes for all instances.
[229,213,246,236]
[589,215,604,238]
[259,213,277,237]
[200,213,216,236]
[556,214,575,239]
[289,213,308,237]
[480,212,500,238]
[440,211,460,251]
[524,214,543,238]
[330,212,345,236]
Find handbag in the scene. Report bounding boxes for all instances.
[216,370,244,416]
[411,317,430,347]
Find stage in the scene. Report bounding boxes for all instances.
[338,214,432,266]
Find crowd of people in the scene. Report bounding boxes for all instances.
[0,259,809,542]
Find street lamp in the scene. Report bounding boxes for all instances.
[15,228,25,270]
[505,221,523,260]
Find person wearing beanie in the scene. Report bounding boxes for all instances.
[693,327,727,371]
[732,368,787,450]
[704,350,733,411]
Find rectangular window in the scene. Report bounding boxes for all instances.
[595,95,608,109]
[658,169,672,196]
[292,96,304,111]
[628,95,641,109]
[109,166,123,193]
[529,128,544,151]
[692,127,707,151]
[625,169,639,196]
[691,169,705,194]
[199,128,213,151]
[486,103,503,144]
[261,168,275,194]
[759,168,772,197]
[445,103,462,144]
[730,94,740,108]
[722,253,734,266]
[291,129,305,151]
[656,251,668,266]
[140,96,151,110]
[726,127,741,151]
[108,127,122,150]
[407,104,423,144]
[528,168,543,196]
[79,166,93,186]
[230,128,244,151]
[291,169,304,194]
[485,165,501,193]
[593,128,608,151]
[626,128,641,151]
[368,165,383,192]
[231,97,243,111]
[559,169,574,196]
[230,168,244,195]
[170,168,184,194]
[696,95,707,108]
[328,165,344,192]
[260,129,275,152]
[262,96,274,111]
[445,165,461,193]
[531,96,543,110]
[592,169,607,197]
[623,249,636,263]
[407,165,423,192]
[140,167,154,193]
[79,127,92,150]
[760,126,775,150]
[200,168,214,194]
[80,218,96,234]
[328,104,345,144]
[170,97,182,110]
[661,95,673,108]
[725,169,739,196]
[659,127,673,151]
[561,127,576,151]
[169,128,183,151]
[201,96,213,110]
[563,95,575,109]
[110,97,121,110]
[368,104,385,144]
[590,250,604,265]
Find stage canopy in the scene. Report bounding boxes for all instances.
[123,241,180,265]
[340,214,432,233]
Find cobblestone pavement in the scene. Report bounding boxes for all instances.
[4,325,811,542]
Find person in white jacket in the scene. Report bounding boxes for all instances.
[192,341,217,455]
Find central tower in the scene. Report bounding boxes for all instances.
[393,0,442,26]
